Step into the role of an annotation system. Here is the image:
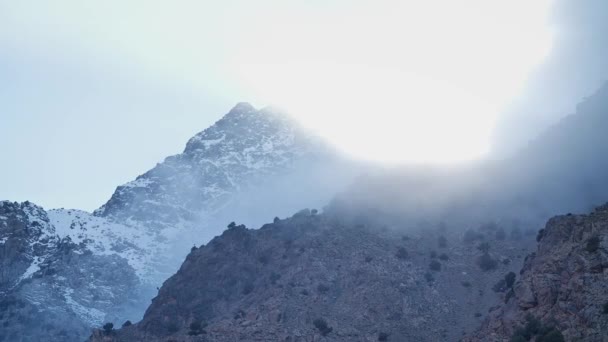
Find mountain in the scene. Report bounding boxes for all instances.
[89,209,534,342]
[89,83,608,341]
[465,204,608,342]
[0,103,355,342]
[55,102,351,285]
[0,201,143,342]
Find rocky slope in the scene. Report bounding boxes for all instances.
[1,103,354,341]
[0,201,143,342]
[90,209,535,342]
[61,102,350,285]
[465,204,608,342]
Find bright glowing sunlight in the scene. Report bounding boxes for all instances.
[231,0,554,163]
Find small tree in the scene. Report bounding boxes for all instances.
[586,236,600,253]
[505,272,516,288]
[536,229,545,242]
[102,323,114,335]
[438,236,447,248]
[396,247,409,260]
[122,320,132,327]
[227,221,236,229]
[477,242,491,254]
[313,318,333,336]
[495,228,506,240]
[429,260,441,271]
[478,253,498,271]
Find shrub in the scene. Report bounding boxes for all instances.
[430,251,437,258]
[603,302,608,314]
[536,229,545,242]
[461,281,472,288]
[270,272,281,285]
[510,227,522,240]
[317,284,330,294]
[396,247,409,259]
[313,318,333,336]
[510,335,527,342]
[122,320,132,327]
[477,253,498,271]
[438,236,447,248]
[258,254,270,264]
[365,256,373,263]
[424,272,435,283]
[102,323,113,335]
[167,322,179,333]
[464,229,484,243]
[273,217,280,224]
[586,236,600,253]
[537,329,565,342]
[477,242,491,254]
[429,260,441,271]
[242,282,254,295]
[227,221,236,229]
[495,228,506,240]
[311,209,318,215]
[189,321,202,331]
[188,320,206,336]
[505,272,516,288]
[439,253,449,261]
[504,289,515,303]
[378,332,389,341]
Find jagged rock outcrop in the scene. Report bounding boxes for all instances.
[90,210,534,342]
[465,204,608,342]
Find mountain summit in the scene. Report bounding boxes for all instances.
[0,103,354,342]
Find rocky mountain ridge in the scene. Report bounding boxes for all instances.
[465,204,608,342]
[0,103,354,342]
[89,208,536,342]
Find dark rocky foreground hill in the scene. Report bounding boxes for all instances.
[465,205,608,342]
[90,209,535,342]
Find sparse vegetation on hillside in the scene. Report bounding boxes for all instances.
[429,260,441,271]
[102,323,114,335]
[586,236,600,253]
[396,247,409,259]
[477,253,498,271]
[313,318,333,336]
[510,314,564,342]
[438,235,447,248]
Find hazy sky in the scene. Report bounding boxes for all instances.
[1,0,606,211]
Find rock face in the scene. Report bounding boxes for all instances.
[90,210,534,342]
[0,201,143,342]
[465,205,608,342]
[96,102,335,231]
[78,102,349,285]
[1,103,354,341]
